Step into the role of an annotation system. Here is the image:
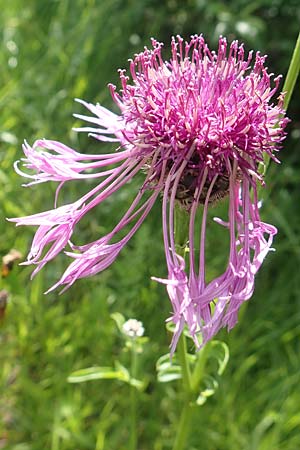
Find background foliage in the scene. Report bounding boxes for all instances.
[0,1,299,449]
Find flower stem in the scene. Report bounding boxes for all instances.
[177,334,192,392]
[172,204,208,450]
[172,335,193,450]
[175,205,190,254]
[282,32,300,111]
[129,342,138,450]
[190,342,211,393]
[172,397,194,450]
[172,337,212,450]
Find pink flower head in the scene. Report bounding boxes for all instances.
[10,36,288,351]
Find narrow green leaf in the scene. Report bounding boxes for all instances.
[67,366,126,383]
[210,341,230,375]
[158,368,182,383]
[114,361,145,391]
[110,312,126,332]
[196,375,219,406]
[156,353,182,383]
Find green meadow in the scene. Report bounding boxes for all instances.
[1,1,299,449]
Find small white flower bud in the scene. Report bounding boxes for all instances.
[122,319,145,338]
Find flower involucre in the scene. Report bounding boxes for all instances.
[11,36,288,352]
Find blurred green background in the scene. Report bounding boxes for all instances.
[0,1,299,449]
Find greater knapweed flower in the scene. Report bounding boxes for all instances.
[10,36,288,353]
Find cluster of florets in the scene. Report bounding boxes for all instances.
[110,36,287,184]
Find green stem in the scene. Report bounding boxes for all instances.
[129,343,138,450]
[172,334,193,450]
[172,400,194,450]
[177,334,192,392]
[282,32,300,111]
[190,342,211,393]
[172,204,208,450]
[172,338,212,450]
[175,205,190,255]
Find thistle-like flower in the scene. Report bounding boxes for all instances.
[10,36,288,352]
